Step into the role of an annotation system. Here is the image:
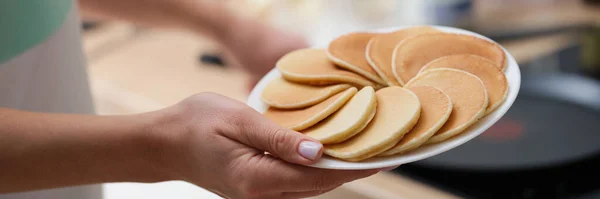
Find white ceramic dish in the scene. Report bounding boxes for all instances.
[246,25,521,170]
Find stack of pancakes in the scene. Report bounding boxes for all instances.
[261,26,509,162]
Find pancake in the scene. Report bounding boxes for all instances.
[378,86,452,156]
[366,26,440,86]
[264,87,357,131]
[324,86,421,161]
[405,68,488,144]
[277,48,377,88]
[261,77,353,109]
[302,86,377,144]
[327,32,386,85]
[419,54,509,114]
[393,33,506,85]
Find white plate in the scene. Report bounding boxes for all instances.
[246,25,521,170]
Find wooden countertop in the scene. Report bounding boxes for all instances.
[84,23,250,115]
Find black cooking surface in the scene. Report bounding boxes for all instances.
[391,39,600,198]
[412,78,600,171]
[395,153,600,199]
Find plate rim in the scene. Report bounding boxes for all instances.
[246,25,521,170]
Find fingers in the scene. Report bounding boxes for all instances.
[228,149,387,198]
[381,165,400,172]
[267,161,380,192]
[293,168,379,192]
[238,156,380,198]
[227,109,325,165]
[280,185,341,199]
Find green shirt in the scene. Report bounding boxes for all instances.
[0,0,72,63]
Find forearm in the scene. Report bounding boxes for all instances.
[78,0,299,79]
[78,0,238,43]
[0,108,171,193]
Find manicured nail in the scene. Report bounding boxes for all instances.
[298,141,322,160]
[381,166,399,172]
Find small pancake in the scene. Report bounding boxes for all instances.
[405,68,488,144]
[366,26,440,86]
[277,48,377,88]
[327,32,386,85]
[264,87,357,131]
[261,77,352,109]
[393,33,506,85]
[419,54,509,114]
[303,87,377,144]
[379,86,452,156]
[324,86,421,161]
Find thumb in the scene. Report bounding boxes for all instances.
[262,127,325,165]
[230,110,324,165]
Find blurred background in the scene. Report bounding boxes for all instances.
[82,0,600,198]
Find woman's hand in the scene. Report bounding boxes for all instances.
[244,26,309,92]
[151,93,381,199]
[221,17,309,92]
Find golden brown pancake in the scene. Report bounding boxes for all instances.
[276,48,377,88]
[405,68,488,144]
[303,87,377,144]
[393,33,506,85]
[366,26,440,86]
[327,32,386,85]
[379,86,452,156]
[261,76,352,109]
[324,86,421,161]
[419,54,509,114]
[264,87,357,131]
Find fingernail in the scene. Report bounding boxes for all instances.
[298,141,322,160]
[381,166,399,172]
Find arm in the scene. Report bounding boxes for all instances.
[78,0,235,42]
[78,0,308,90]
[0,107,169,193]
[0,94,382,198]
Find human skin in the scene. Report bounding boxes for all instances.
[78,0,309,91]
[0,1,386,198]
[0,93,384,198]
